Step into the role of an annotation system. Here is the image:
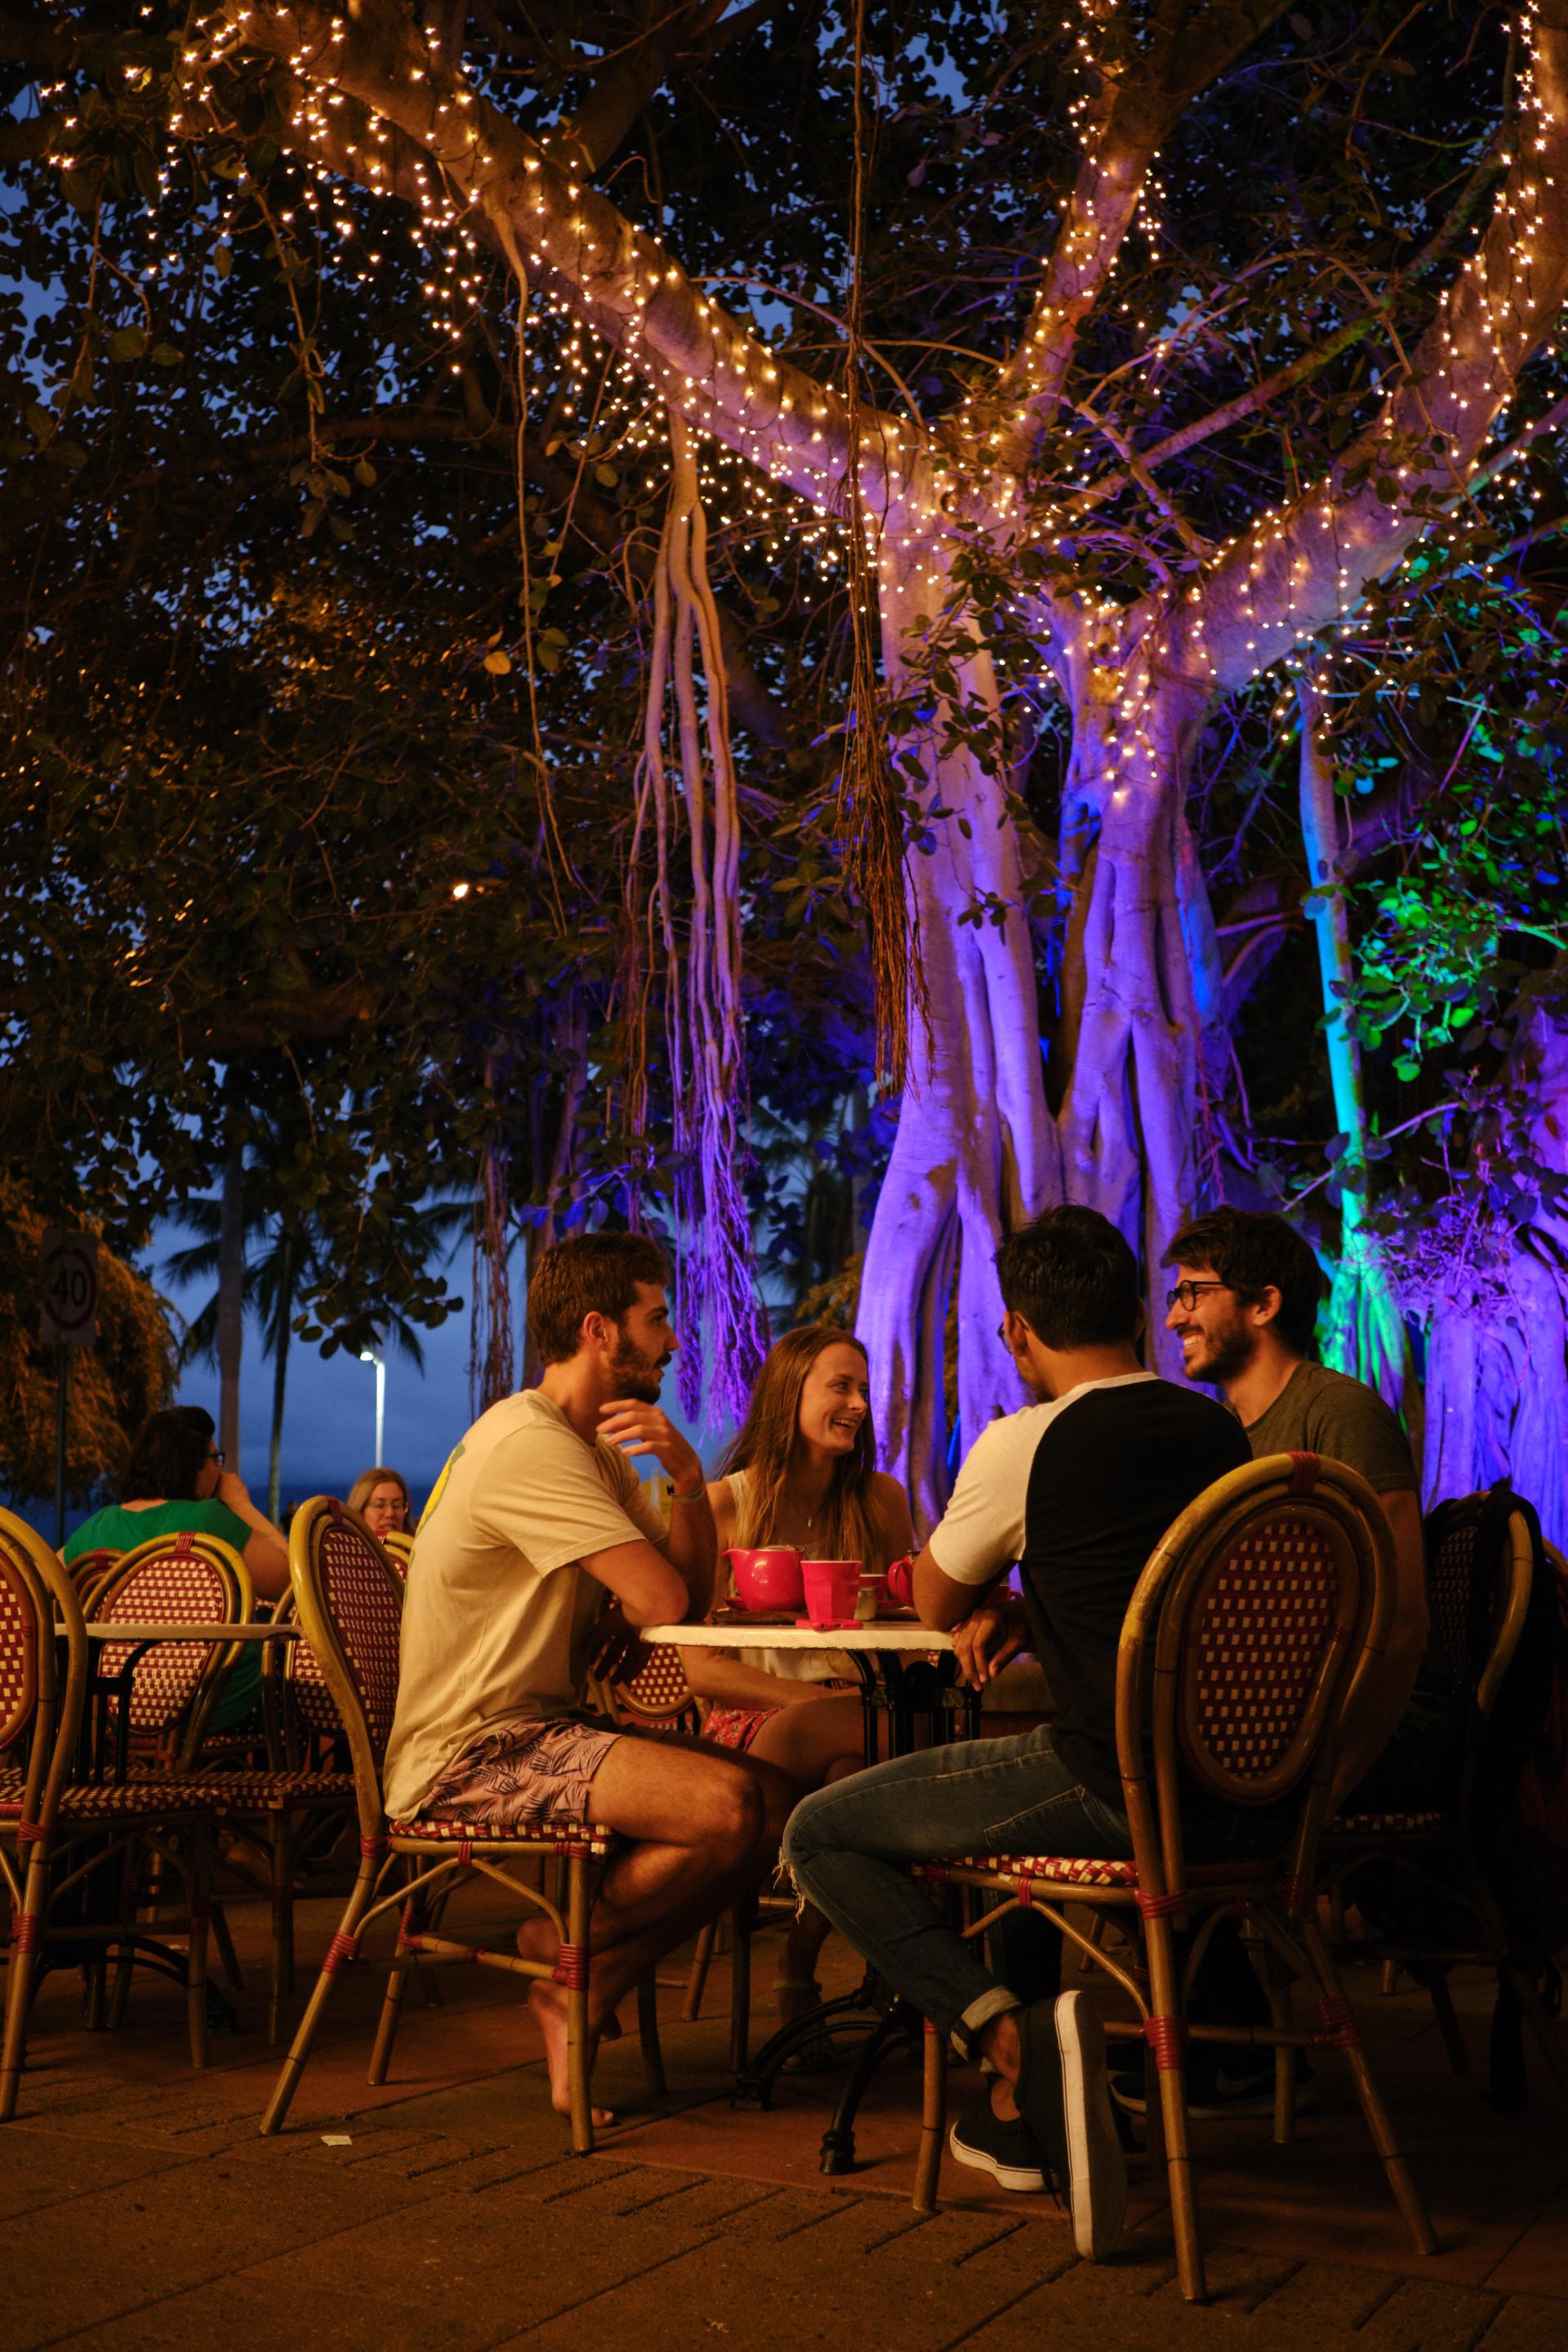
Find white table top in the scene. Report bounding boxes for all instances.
[644,1617,952,1654]
[74,1622,301,1643]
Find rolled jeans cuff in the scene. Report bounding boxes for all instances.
[953,1984,1020,2059]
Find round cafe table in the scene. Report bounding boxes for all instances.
[643,1610,980,2175]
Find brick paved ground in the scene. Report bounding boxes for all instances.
[2,1874,1566,2351]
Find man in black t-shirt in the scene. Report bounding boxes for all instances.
[784,1209,1249,2261]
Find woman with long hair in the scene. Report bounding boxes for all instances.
[684,1323,913,2026]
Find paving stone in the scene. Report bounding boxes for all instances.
[0,2126,187,2221]
[0,2139,464,2352]
[509,2194,1059,2352]
[211,2177,720,2345]
[1354,2279,1507,2352]
[1147,2245,1298,2312]
[1477,2292,1568,2352]
[632,2175,787,2232]
[1244,2257,1395,2332]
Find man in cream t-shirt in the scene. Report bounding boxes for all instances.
[384,1232,793,2127]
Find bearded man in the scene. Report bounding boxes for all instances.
[1162,1207,1458,1814]
[382,1232,792,2127]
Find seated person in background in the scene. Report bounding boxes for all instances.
[381,1232,795,2128]
[694,1323,914,2031]
[65,1404,292,1732]
[348,1466,412,1542]
[785,1207,1252,2256]
[1163,1205,1454,1815]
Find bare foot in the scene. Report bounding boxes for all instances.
[526,1980,614,2128]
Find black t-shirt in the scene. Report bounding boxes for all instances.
[1018,1378,1251,1807]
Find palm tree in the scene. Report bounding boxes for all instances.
[163,1196,466,1520]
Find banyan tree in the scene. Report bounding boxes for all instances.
[6,2,1568,1533]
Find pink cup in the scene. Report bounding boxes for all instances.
[800,1558,862,1628]
[726,1547,804,1613]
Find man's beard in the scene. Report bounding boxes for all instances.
[1184,1313,1258,1386]
[608,1333,671,1403]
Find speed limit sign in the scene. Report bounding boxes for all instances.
[41,1228,98,1348]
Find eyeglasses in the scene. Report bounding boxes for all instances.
[206,1448,225,1467]
[1165,1281,1230,1314]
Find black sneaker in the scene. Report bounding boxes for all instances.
[1054,1990,1128,2260]
[947,2093,1051,2194]
[1110,2051,1319,2121]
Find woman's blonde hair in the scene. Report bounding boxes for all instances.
[346,1466,412,1526]
[719,1325,890,1569]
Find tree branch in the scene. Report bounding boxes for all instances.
[995,1,1294,468]
[1183,1,1568,690]
[222,2,918,519]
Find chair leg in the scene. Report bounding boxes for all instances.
[1379,1958,1401,1997]
[105,1842,142,2031]
[267,1816,293,2043]
[0,1857,47,2122]
[211,1900,245,1997]
[1299,1918,1437,2257]
[565,1851,594,2157]
[368,1876,425,2087]
[1503,1962,1568,2104]
[914,2020,946,2214]
[1146,1916,1205,2304]
[1427,1972,1470,2078]
[260,1860,380,2135]
[637,1972,666,2100]
[728,1903,753,2077]
[684,1921,717,2022]
[186,1825,214,2070]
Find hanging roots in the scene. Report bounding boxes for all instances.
[840,0,927,1090]
[470,1060,515,1414]
[633,408,768,1427]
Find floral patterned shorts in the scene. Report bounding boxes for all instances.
[420,1713,635,1832]
[702,1704,778,1753]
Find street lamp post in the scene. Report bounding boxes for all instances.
[359,1347,385,1463]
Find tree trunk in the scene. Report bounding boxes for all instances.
[857,548,1062,1526]
[267,1226,296,1524]
[216,1129,245,1474]
[1424,983,1568,1544]
[1295,679,1414,1431]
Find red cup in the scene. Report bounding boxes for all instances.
[800,1558,862,1628]
[884,1555,914,1609]
[726,1547,804,1613]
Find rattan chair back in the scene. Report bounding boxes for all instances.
[379,1529,413,1580]
[1117,1451,1391,1897]
[0,1509,87,1842]
[88,1530,253,1761]
[616,1643,698,1726]
[1423,1488,1536,1718]
[66,1548,119,1592]
[287,1497,403,1843]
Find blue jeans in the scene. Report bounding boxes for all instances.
[782,1727,1132,2055]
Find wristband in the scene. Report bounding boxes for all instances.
[670,1484,706,1504]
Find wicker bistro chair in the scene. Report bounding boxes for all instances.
[89,1530,256,1776]
[378,1530,414,1580]
[1323,1487,1568,2105]
[0,1508,222,2096]
[911,1453,1437,2305]
[261,1497,629,2153]
[172,1581,358,2043]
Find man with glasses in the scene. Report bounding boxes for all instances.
[1161,1206,1433,1805]
[1153,1207,1459,2118]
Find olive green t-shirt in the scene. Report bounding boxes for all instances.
[1241,1361,1417,1494]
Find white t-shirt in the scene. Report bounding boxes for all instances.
[381,1388,667,1820]
[927,1374,1160,1588]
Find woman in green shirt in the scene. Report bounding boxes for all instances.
[65,1405,292,1730]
